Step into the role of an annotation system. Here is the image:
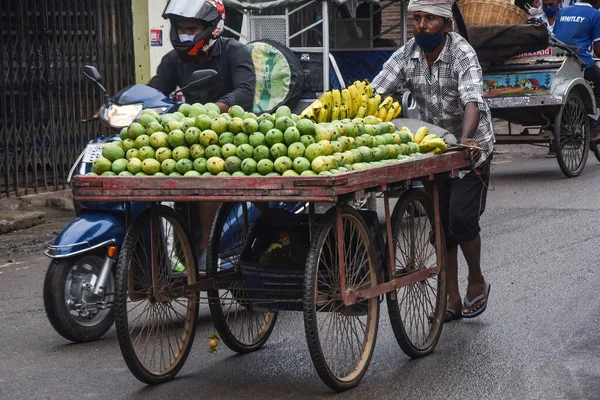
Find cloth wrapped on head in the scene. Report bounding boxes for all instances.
[407,0,454,19]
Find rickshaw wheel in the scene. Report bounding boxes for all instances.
[207,202,278,354]
[304,207,380,392]
[554,92,590,177]
[387,189,447,358]
[114,205,198,385]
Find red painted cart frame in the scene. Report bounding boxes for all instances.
[72,151,470,306]
[71,150,471,390]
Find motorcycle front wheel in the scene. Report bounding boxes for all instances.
[43,255,115,343]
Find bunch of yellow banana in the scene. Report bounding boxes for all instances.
[375,96,401,122]
[299,79,402,123]
[413,127,448,154]
[298,99,324,121]
[350,80,373,119]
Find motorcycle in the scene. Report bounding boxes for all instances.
[42,66,217,342]
[43,66,306,343]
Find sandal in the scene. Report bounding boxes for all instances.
[462,282,491,319]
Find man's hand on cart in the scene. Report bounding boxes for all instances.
[460,138,483,163]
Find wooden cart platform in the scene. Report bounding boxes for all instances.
[72,151,470,203]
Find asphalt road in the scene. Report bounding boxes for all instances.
[1,146,600,400]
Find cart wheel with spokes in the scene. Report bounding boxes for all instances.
[303,207,380,392]
[114,205,198,385]
[387,189,447,358]
[207,202,278,354]
[554,92,590,177]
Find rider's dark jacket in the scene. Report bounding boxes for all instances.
[149,37,256,111]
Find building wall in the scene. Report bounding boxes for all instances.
[148,0,174,78]
[380,1,413,44]
[132,0,174,84]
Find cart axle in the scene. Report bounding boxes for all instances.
[345,266,438,305]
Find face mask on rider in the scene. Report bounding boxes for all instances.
[178,34,196,42]
[543,5,558,17]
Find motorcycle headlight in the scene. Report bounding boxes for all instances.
[100,103,143,129]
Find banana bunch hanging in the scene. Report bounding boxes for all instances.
[299,80,402,123]
[413,127,448,155]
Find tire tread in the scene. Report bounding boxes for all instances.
[43,256,114,343]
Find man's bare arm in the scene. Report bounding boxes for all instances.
[461,102,482,161]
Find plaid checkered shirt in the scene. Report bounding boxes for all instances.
[372,32,495,166]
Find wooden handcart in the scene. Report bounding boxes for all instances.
[71,150,470,392]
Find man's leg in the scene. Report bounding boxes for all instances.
[425,179,460,321]
[447,157,491,317]
[459,234,486,314]
[446,246,462,319]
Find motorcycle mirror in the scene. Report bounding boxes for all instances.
[174,69,218,95]
[82,65,107,93]
[82,65,102,83]
[188,69,218,86]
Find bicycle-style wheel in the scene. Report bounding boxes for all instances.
[114,205,198,384]
[303,207,380,392]
[554,92,590,177]
[207,202,277,353]
[387,189,447,358]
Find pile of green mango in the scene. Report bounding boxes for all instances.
[90,102,424,178]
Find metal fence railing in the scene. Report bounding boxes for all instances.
[1,0,135,197]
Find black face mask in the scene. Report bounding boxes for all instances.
[414,20,447,53]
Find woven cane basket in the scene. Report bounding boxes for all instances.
[458,0,528,26]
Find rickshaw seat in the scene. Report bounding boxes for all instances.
[467,24,549,62]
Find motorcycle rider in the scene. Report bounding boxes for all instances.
[149,0,257,269]
[149,0,255,112]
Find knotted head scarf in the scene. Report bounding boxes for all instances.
[407,0,454,18]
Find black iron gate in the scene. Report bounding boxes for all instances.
[1,0,135,197]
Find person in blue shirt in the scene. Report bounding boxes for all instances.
[542,0,561,31]
[553,0,600,139]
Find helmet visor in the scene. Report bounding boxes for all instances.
[163,0,219,21]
